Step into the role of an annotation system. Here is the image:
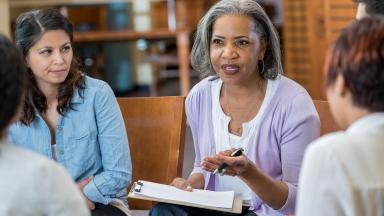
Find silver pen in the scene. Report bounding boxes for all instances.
[213,148,244,175]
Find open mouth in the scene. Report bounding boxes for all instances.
[221,64,240,74]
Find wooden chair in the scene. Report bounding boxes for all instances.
[117,96,186,210]
[313,100,341,135]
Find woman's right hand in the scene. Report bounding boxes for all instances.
[170,177,193,192]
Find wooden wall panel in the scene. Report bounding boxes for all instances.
[283,0,356,100]
[282,0,312,94]
[305,0,327,100]
[324,0,357,47]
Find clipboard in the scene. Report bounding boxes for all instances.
[128,180,243,214]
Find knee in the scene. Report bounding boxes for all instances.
[149,203,179,216]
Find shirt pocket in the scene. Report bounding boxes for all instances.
[67,129,98,170]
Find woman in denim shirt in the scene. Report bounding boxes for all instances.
[0,33,90,216]
[8,9,132,216]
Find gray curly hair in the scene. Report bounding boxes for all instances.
[190,0,283,79]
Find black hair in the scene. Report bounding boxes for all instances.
[326,16,384,112]
[0,34,27,135]
[355,0,384,15]
[15,8,85,125]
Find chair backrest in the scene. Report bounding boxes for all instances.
[117,96,186,210]
[313,100,341,135]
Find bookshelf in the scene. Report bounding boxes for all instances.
[72,28,191,95]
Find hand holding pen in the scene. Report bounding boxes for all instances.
[202,148,249,176]
[213,148,244,175]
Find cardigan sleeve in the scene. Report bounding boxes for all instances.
[276,92,320,214]
[185,87,204,176]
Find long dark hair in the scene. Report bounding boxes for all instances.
[15,8,85,125]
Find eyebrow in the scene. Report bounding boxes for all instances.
[59,42,72,48]
[37,41,71,50]
[212,35,250,40]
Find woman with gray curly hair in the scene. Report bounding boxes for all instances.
[150,0,319,215]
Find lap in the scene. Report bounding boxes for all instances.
[149,203,257,216]
[91,203,127,216]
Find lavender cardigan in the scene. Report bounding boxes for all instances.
[186,76,320,215]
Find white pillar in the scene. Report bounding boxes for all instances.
[0,0,10,38]
[133,0,153,88]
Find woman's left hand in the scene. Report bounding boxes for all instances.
[202,154,222,173]
[78,176,96,210]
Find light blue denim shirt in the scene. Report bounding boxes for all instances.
[8,76,132,205]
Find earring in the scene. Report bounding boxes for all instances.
[258,60,265,74]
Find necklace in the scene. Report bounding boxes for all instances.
[222,81,264,136]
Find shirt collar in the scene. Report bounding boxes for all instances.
[32,87,84,121]
[70,87,84,104]
[347,112,384,134]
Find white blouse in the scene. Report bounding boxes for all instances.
[297,113,384,216]
[211,77,279,206]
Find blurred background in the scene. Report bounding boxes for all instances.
[0,0,357,100]
[0,0,359,191]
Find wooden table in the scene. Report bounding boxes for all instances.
[73,29,191,96]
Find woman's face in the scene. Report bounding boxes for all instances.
[26,30,73,89]
[324,52,348,129]
[210,14,266,85]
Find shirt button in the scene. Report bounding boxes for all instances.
[57,127,62,132]
[58,150,64,155]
